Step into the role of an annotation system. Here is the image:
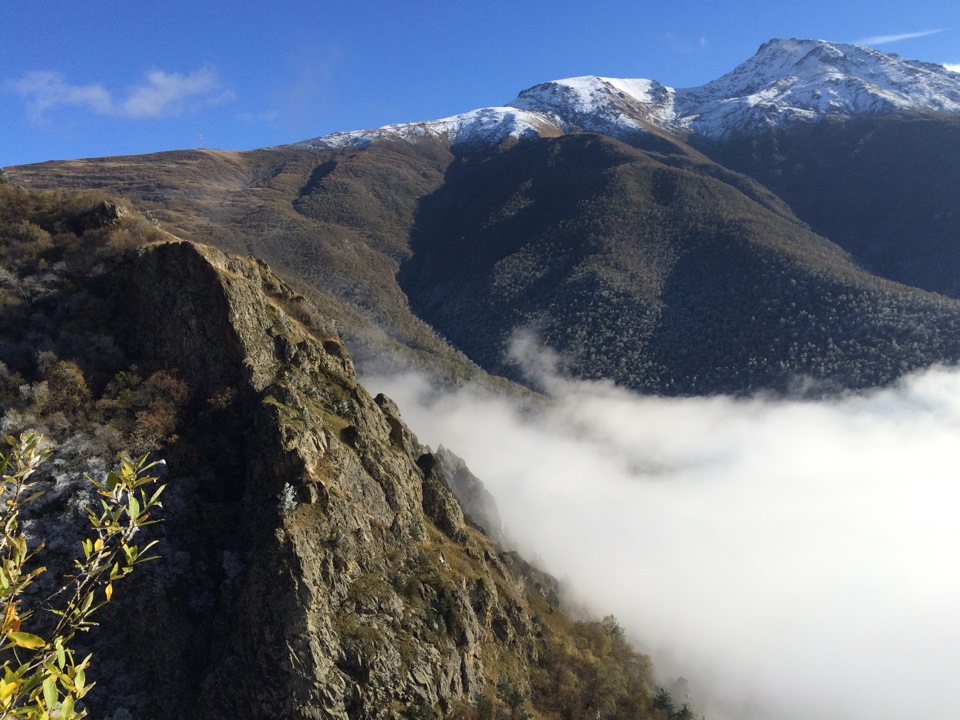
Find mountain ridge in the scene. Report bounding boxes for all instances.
[294,38,960,151]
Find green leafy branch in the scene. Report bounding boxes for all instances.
[0,433,165,719]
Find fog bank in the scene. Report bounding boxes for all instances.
[362,361,960,720]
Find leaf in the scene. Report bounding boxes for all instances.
[6,631,45,649]
[42,675,57,709]
[149,485,166,504]
[93,537,103,553]
[56,639,66,669]
[104,583,113,602]
[14,536,26,562]
[0,678,19,702]
[23,565,46,583]
[60,693,75,718]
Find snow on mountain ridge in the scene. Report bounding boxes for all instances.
[509,38,960,139]
[677,38,960,136]
[294,107,562,151]
[293,38,960,150]
[507,76,676,137]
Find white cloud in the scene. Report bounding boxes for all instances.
[8,71,113,120]
[7,66,233,120]
[120,67,233,118]
[855,28,944,45]
[945,63,960,73]
[362,346,960,720]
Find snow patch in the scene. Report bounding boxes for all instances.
[294,107,562,151]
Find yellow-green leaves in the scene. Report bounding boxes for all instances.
[0,677,21,704]
[0,433,164,718]
[59,693,76,718]
[73,665,85,694]
[6,633,45,650]
[41,675,57,710]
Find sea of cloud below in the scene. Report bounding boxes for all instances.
[362,342,960,720]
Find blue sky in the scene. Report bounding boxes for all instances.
[3,0,960,167]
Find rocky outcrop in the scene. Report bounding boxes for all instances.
[432,446,505,547]
[71,198,130,233]
[98,241,552,718]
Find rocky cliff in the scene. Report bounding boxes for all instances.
[126,240,543,718]
[117,241,655,719]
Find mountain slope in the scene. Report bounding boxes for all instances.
[672,37,960,136]
[13,130,960,396]
[399,132,960,394]
[698,113,960,298]
[7,144,518,390]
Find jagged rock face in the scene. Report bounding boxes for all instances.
[105,241,544,719]
[122,241,354,395]
[432,446,505,547]
[71,199,130,233]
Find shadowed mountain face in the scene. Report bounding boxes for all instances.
[398,133,960,394]
[698,115,960,298]
[12,119,960,396]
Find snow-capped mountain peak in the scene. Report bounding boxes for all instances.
[678,38,960,136]
[293,38,960,150]
[506,76,676,138]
